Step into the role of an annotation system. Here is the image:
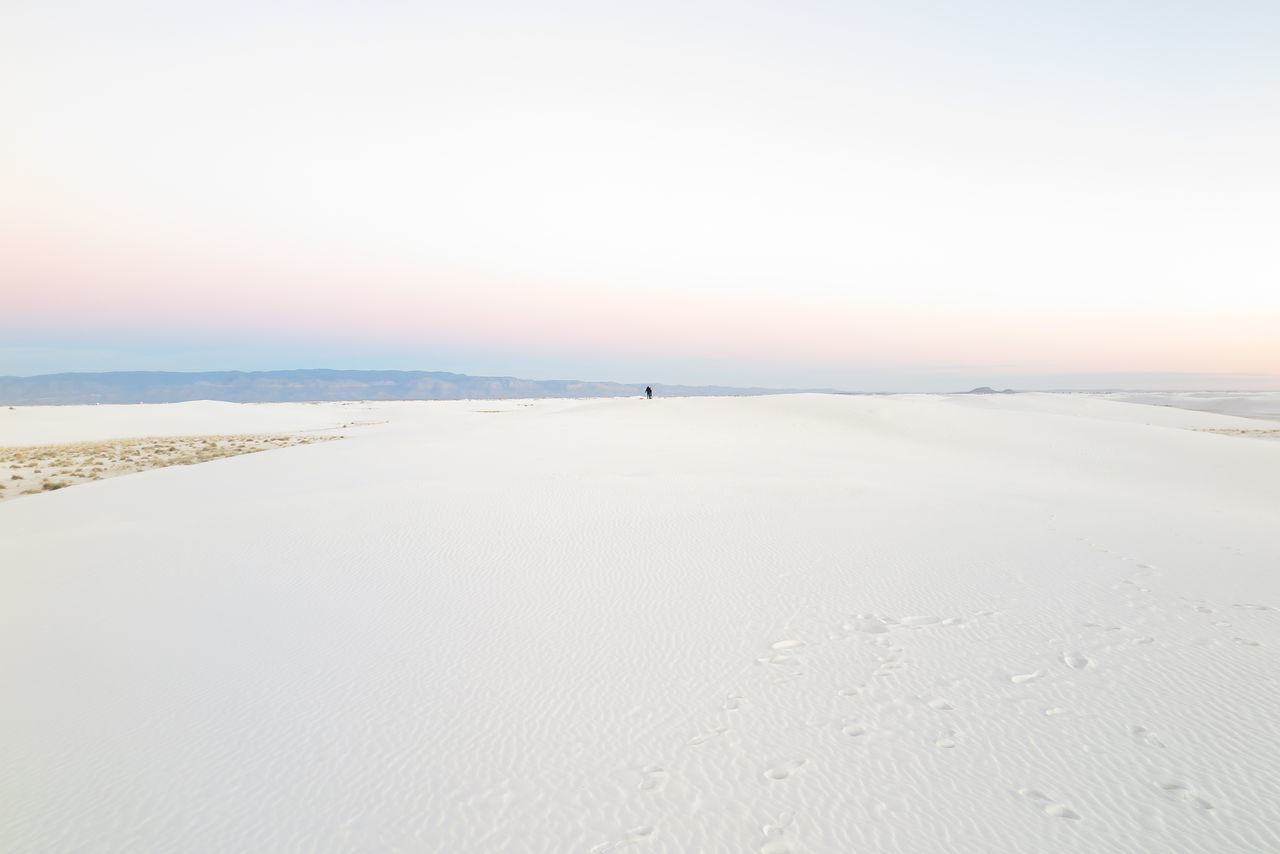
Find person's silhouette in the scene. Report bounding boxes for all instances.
[645,386,652,399]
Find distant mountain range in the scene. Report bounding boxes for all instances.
[0,370,832,405]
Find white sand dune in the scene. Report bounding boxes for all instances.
[1,394,1278,853]
[1100,391,1280,422]
[0,399,375,446]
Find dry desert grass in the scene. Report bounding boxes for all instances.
[0,433,340,501]
[1191,427,1280,440]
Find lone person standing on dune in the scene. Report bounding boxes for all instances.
[645,386,653,399]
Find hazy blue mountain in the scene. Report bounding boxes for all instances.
[0,370,828,405]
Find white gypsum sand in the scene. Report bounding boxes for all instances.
[1,394,1277,853]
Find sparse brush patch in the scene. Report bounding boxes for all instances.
[2,433,340,502]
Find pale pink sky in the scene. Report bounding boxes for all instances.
[3,1,1278,390]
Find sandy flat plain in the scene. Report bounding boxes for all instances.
[1,393,1278,853]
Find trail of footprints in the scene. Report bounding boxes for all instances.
[641,611,992,850]
[614,611,981,849]
[1059,548,1269,825]
[608,573,1272,849]
[1183,598,1268,647]
[1107,545,1270,650]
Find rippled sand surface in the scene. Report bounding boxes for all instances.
[1,394,1278,853]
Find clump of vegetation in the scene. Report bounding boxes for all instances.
[1,433,341,502]
[1193,427,1280,440]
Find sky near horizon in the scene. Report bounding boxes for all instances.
[3,1,1278,391]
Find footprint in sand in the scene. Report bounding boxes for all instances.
[770,639,804,650]
[1061,651,1093,670]
[1011,670,1045,684]
[640,765,669,791]
[841,723,868,737]
[722,695,747,712]
[1131,726,1164,748]
[845,615,892,634]
[1160,782,1214,810]
[927,698,955,711]
[689,728,728,746]
[764,759,807,781]
[1019,788,1080,820]
[590,825,655,852]
[760,812,795,854]
[935,730,958,749]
